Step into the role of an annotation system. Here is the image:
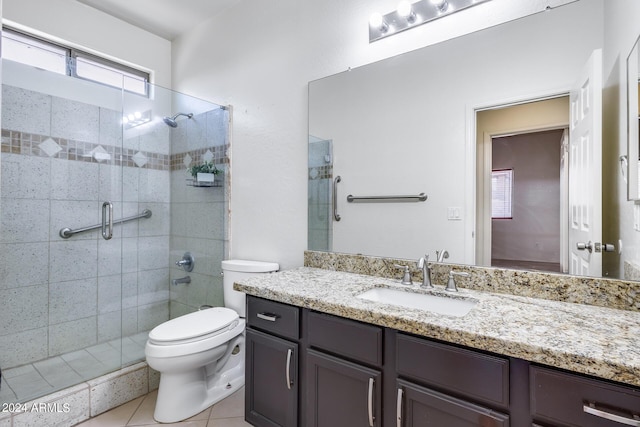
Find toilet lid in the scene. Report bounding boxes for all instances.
[148,307,239,343]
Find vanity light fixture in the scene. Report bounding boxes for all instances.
[122,109,152,129]
[369,0,492,43]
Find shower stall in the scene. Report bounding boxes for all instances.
[0,52,230,406]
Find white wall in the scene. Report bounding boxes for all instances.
[2,0,171,88]
[602,0,640,278]
[171,0,579,269]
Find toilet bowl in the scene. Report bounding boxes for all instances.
[145,259,279,423]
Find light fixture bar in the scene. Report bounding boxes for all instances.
[369,0,492,43]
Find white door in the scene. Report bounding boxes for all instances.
[568,49,602,276]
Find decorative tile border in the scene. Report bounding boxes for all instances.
[170,144,229,172]
[1,129,170,171]
[308,164,332,180]
[304,250,640,312]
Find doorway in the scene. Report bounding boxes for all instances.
[476,96,570,273]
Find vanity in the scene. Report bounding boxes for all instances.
[236,252,640,427]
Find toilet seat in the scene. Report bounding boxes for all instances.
[148,307,239,346]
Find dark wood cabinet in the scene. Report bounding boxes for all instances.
[306,349,382,427]
[245,296,301,427]
[530,365,640,427]
[396,379,510,427]
[306,311,383,427]
[245,328,298,427]
[395,332,511,427]
[244,296,640,427]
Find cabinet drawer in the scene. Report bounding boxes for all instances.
[530,365,640,427]
[247,296,300,340]
[308,311,383,367]
[396,333,509,409]
[397,379,509,427]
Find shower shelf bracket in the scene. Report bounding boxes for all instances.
[186,178,224,188]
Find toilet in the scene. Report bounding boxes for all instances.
[145,259,279,423]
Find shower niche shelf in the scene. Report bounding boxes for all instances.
[186,178,224,188]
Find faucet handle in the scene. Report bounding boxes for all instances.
[446,270,469,292]
[417,255,433,289]
[417,254,429,268]
[394,264,413,285]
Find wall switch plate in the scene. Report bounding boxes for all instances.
[447,207,462,220]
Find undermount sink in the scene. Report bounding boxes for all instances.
[356,287,477,317]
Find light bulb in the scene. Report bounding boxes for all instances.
[397,1,412,17]
[397,0,416,23]
[127,114,135,121]
[369,12,384,28]
[122,116,129,124]
[134,111,142,119]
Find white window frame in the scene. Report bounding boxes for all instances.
[2,27,150,97]
[491,168,513,219]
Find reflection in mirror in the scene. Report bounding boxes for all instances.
[308,0,639,281]
[628,34,640,200]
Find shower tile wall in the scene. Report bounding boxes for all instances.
[308,138,332,252]
[169,107,230,318]
[0,85,171,370]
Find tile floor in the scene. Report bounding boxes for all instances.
[74,387,251,427]
[1,332,149,405]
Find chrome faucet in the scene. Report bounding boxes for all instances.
[436,250,449,263]
[417,255,433,288]
[172,276,191,286]
[445,270,469,292]
[394,264,413,285]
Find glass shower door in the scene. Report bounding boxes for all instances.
[0,54,128,404]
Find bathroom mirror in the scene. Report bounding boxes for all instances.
[308,0,638,281]
[627,34,640,201]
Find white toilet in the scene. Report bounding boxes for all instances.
[145,259,279,423]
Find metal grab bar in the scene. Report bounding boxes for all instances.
[347,193,428,203]
[333,176,342,221]
[59,209,152,239]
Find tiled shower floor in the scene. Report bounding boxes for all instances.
[0,331,149,405]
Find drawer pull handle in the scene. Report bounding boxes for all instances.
[257,312,279,322]
[396,388,403,427]
[367,378,375,427]
[285,348,293,390]
[583,403,640,426]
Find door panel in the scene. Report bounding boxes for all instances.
[307,349,382,427]
[568,49,603,276]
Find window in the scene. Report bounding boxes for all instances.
[492,169,513,219]
[2,28,149,96]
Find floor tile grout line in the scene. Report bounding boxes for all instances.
[124,394,148,427]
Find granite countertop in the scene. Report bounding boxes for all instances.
[234,266,640,388]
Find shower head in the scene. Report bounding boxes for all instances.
[163,112,193,128]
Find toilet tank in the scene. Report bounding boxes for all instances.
[222,259,279,317]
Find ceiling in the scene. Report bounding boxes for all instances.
[74,0,239,40]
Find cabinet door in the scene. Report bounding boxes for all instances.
[246,328,298,427]
[307,349,382,427]
[530,366,640,427]
[397,379,510,427]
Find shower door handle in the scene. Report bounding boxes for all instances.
[102,201,113,240]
